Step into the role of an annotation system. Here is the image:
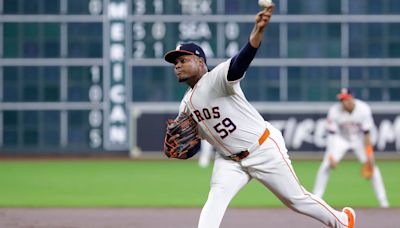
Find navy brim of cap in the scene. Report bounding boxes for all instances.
[164,50,195,63]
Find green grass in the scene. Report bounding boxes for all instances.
[0,159,398,208]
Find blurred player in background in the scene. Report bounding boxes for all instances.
[198,140,214,168]
[313,88,389,208]
[164,5,355,228]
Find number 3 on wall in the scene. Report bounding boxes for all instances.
[213,118,237,139]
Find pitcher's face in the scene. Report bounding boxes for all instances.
[174,55,204,83]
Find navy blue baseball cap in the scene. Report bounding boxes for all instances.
[164,43,207,64]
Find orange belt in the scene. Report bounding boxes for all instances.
[258,128,270,146]
[228,128,270,162]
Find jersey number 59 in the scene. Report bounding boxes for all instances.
[213,118,237,139]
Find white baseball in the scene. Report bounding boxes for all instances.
[258,0,273,8]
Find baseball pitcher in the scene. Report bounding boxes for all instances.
[163,5,355,228]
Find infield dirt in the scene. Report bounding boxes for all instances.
[0,208,398,228]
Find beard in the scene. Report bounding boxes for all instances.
[178,75,190,82]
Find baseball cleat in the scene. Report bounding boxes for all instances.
[343,207,356,228]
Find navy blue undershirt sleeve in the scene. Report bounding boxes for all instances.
[227,41,259,81]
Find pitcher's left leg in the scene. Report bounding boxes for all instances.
[198,155,251,228]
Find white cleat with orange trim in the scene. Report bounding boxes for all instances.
[343,207,356,228]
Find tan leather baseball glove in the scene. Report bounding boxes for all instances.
[361,160,374,179]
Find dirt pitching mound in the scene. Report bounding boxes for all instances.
[0,208,397,228]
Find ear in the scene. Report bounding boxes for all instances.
[197,57,204,64]
[199,58,208,71]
